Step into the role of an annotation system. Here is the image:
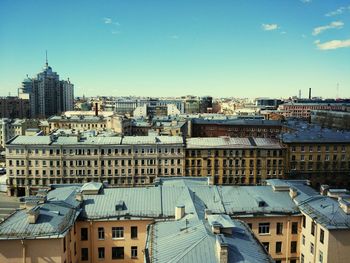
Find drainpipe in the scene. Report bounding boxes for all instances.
[21,239,26,263]
[90,221,93,263]
[286,219,290,262]
[313,220,317,263]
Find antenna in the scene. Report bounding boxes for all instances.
[45,50,48,67]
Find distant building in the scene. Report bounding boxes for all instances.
[311,110,350,130]
[278,102,350,119]
[190,119,283,138]
[255,98,282,109]
[0,96,30,119]
[19,57,74,118]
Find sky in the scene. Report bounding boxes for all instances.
[0,0,350,98]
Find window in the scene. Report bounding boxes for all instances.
[258,223,270,234]
[81,248,88,261]
[112,247,124,260]
[81,228,88,241]
[275,241,282,253]
[310,242,314,254]
[98,227,105,240]
[311,221,316,236]
[247,223,252,229]
[302,215,306,228]
[131,246,138,259]
[63,237,66,252]
[276,222,283,235]
[131,226,138,239]
[112,227,124,239]
[262,242,269,252]
[319,250,323,263]
[98,247,105,259]
[291,241,297,253]
[320,229,324,244]
[301,253,305,263]
[302,235,305,245]
[292,222,298,234]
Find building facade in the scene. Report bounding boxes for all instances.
[6,135,185,196]
[191,119,283,138]
[185,137,285,185]
[0,96,31,119]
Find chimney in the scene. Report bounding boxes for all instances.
[289,187,298,199]
[27,206,40,224]
[338,197,350,214]
[211,222,222,234]
[205,209,212,220]
[95,103,99,116]
[216,234,228,263]
[175,205,185,220]
[76,191,83,202]
[309,88,312,100]
[320,185,329,196]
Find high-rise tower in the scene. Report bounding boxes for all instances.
[19,53,74,118]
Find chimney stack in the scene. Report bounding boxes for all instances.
[309,88,312,100]
[27,206,40,224]
[216,234,228,263]
[175,205,185,220]
[95,103,98,116]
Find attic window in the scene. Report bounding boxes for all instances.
[255,197,267,207]
[115,201,126,211]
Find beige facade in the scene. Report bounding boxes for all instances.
[242,216,301,263]
[48,114,132,135]
[76,220,152,263]
[300,212,350,263]
[6,136,185,196]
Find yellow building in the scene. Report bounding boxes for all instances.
[185,137,285,185]
[281,129,350,189]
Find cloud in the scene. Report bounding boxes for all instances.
[301,0,312,3]
[112,30,120,35]
[312,21,344,36]
[314,39,350,50]
[262,23,279,31]
[103,17,112,24]
[280,31,287,35]
[325,5,350,17]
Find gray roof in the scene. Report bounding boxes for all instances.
[192,118,282,126]
[7,135,183,146]
[281,130,350,143]
[186,137,282,149]
[0,186,81,239]
[281,180,350,230]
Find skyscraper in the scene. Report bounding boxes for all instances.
[19,54,74,118]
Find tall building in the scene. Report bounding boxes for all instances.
[19,55,74,118]
[0,96,30,119]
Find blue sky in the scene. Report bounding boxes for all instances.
[0,0,350,98]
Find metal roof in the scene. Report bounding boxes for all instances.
[186,137,282,149]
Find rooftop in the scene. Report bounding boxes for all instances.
[186,137,283,149]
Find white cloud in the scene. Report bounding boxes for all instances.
[262,23,279,31]
[103,17,112,24]
[315,39,350,50]
[301,0,312,3]
[325,5,350,17]
[280,31,287,35]
[312,21,344,36]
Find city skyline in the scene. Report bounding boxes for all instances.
[1,0,350,98]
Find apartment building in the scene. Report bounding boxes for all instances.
[185,137,285,185]
[48,113,132,135]
[191,119,283,138]
[6,135,185,196]
[281,128,350,188]
[0,96,31,119]
[0,118,40,149]
[285,181,350,263]
[278,102,350,119]
[1,177,350,262]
